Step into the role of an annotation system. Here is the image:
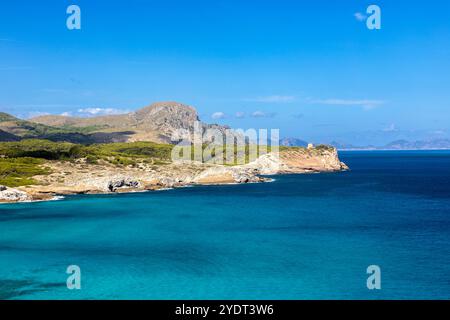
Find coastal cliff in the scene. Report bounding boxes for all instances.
[0,147,347,203]
[0,102,348,203]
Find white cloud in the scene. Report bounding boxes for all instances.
[60,112,72,117]
[251,111,276,118]
[211,112,226,120]
[244,95,296,103]
[311,98,385,110]
[77,107,129,116]
[354,12,367,21]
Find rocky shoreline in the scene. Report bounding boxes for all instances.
[0,148,348,204]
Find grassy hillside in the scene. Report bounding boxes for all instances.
[0,157,51,187]
[0,139,175,187]
[0,112,19,122]
[0,139,173,160]
[0,112,111,143]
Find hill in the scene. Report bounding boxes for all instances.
[1,102,232,144]
[0,129,20,142]
[30,101,231,144]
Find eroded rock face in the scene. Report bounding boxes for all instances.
[107,179,140,192]
[4,146,348,202]
[0,186,31,202]
[156,177,179,188]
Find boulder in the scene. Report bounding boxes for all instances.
[107,179,140,192]
[156,177,178,188]
[0,187,31,202]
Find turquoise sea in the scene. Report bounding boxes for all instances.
[0,151,449,299]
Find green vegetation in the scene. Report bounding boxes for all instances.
[58,124,109,134]
[0,112,107,143]
[315,144,335,151]
[0,140,175,186]
[0,139,76,160]
[86,141,173,160]
[85,155,99,164]
[0,158,51,187]
[17,121,105,137]
[0,112,18,122]
[0,139,173,161]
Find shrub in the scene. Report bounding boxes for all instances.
[85,155,98,164]
[0,158,51,187]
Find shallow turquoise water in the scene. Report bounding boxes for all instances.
[0,151,449,299]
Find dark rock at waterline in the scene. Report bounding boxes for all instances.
[107,179,140,192]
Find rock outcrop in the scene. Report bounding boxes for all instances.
[0,186,31,202]
[107,179,140,192]
[3,147,347,203]
[29,102,235,144]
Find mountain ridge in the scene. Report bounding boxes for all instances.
[1,102,231,144]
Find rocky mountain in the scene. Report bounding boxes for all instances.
[1,102,233,144]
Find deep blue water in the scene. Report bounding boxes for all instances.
[0,151,449,299]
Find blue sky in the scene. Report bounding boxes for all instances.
[1,0,449,145]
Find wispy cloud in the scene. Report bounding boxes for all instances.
[244,95,296,103]
[77,107,130,116]
[235,111,246,119]
[26,111,50,119]
[0,38,18,42]
[0,66,33,71]
[311,98,385,110]
[382,123,397,132]
[41,88,70,94]
[354,12,367,22]
[14,104,82,111]
[211,111,226,120]
[250,110,276,118]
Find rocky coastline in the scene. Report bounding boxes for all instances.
[0,148,348,204]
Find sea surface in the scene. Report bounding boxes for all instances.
[0,151,449,299]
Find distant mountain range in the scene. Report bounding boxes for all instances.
[330,139,450,150]
[280,137,450,150]
[0,102,231,144]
